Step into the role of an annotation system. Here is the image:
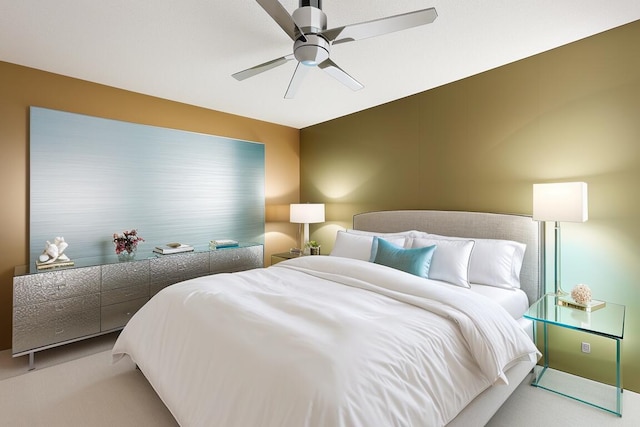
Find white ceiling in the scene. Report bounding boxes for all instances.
[1,1,639,129]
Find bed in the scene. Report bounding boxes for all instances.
[112,210,543,426]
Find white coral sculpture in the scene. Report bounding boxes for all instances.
[571,284,592,305]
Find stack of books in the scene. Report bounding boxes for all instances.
[36,259,75,270]
[210,239,239,249]
[153,243,195,255]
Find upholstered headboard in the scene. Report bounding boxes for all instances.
[353,210,544,305]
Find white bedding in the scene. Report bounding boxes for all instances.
[113,256,539,427]
[468,283,529,321]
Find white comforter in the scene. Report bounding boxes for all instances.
[112,256,539,427]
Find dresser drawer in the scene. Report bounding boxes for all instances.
[102,260,150,291]
[210,246,263,273]
[12,305,100,354]
[13,293,100,327]
[101,283,149,306]
[13,266,101,306]
[101,297,148,331]
[150,252,210,295]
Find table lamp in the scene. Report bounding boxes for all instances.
[533,182,588,295]
[290,203,325,254]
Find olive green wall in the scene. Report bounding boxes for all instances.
[301,21,640,392]
[0,61,301,352]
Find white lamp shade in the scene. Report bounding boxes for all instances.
[290,203,325,224]
[533,182,588,222]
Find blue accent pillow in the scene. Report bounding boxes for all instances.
[371,237,436,278]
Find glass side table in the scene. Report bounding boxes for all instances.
[524,295,625,416]
[270,251,304,265]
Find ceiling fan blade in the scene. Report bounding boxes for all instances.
[321,7,437,45]
[284,62,310,99]
[232,54,294,81]
[318,59,363,91]
[256,0,307,42]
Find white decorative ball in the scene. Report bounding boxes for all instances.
[571,284,592,305]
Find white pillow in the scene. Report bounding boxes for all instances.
[425,233,526,289]
[468,239,526,289]
[346,229,414,247]
[330,231,407,261]
[411,237,475,288]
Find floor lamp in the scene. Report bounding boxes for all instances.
[290,203,325,254]
[533,182,588,296]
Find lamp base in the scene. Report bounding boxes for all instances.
[554,288,569,297]
[545,287,568,297]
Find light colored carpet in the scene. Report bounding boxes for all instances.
[487,377,638,427]
[1,341,638,426]
[0,332,121,382]
[0,349,177,427]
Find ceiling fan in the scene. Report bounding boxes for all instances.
[232,0,438,98]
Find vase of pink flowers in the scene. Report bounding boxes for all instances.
[113,229,144,261]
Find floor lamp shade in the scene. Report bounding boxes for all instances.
[290,204,325,250]
[533,182,588,295]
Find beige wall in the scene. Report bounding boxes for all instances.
[0,61,301,351]
[301,21,640,392]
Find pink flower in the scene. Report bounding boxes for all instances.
[113,229,144,254]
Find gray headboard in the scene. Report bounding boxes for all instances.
[353,210,544,305]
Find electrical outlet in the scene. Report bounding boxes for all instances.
[581,342,591,354]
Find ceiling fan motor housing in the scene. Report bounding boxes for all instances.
[293,5,327,34]
[292,5,329,66]
[294,35,329,66]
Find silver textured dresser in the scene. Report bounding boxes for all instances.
[13,244,263,368]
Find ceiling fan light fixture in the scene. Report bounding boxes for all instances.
[294,35,330,66]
